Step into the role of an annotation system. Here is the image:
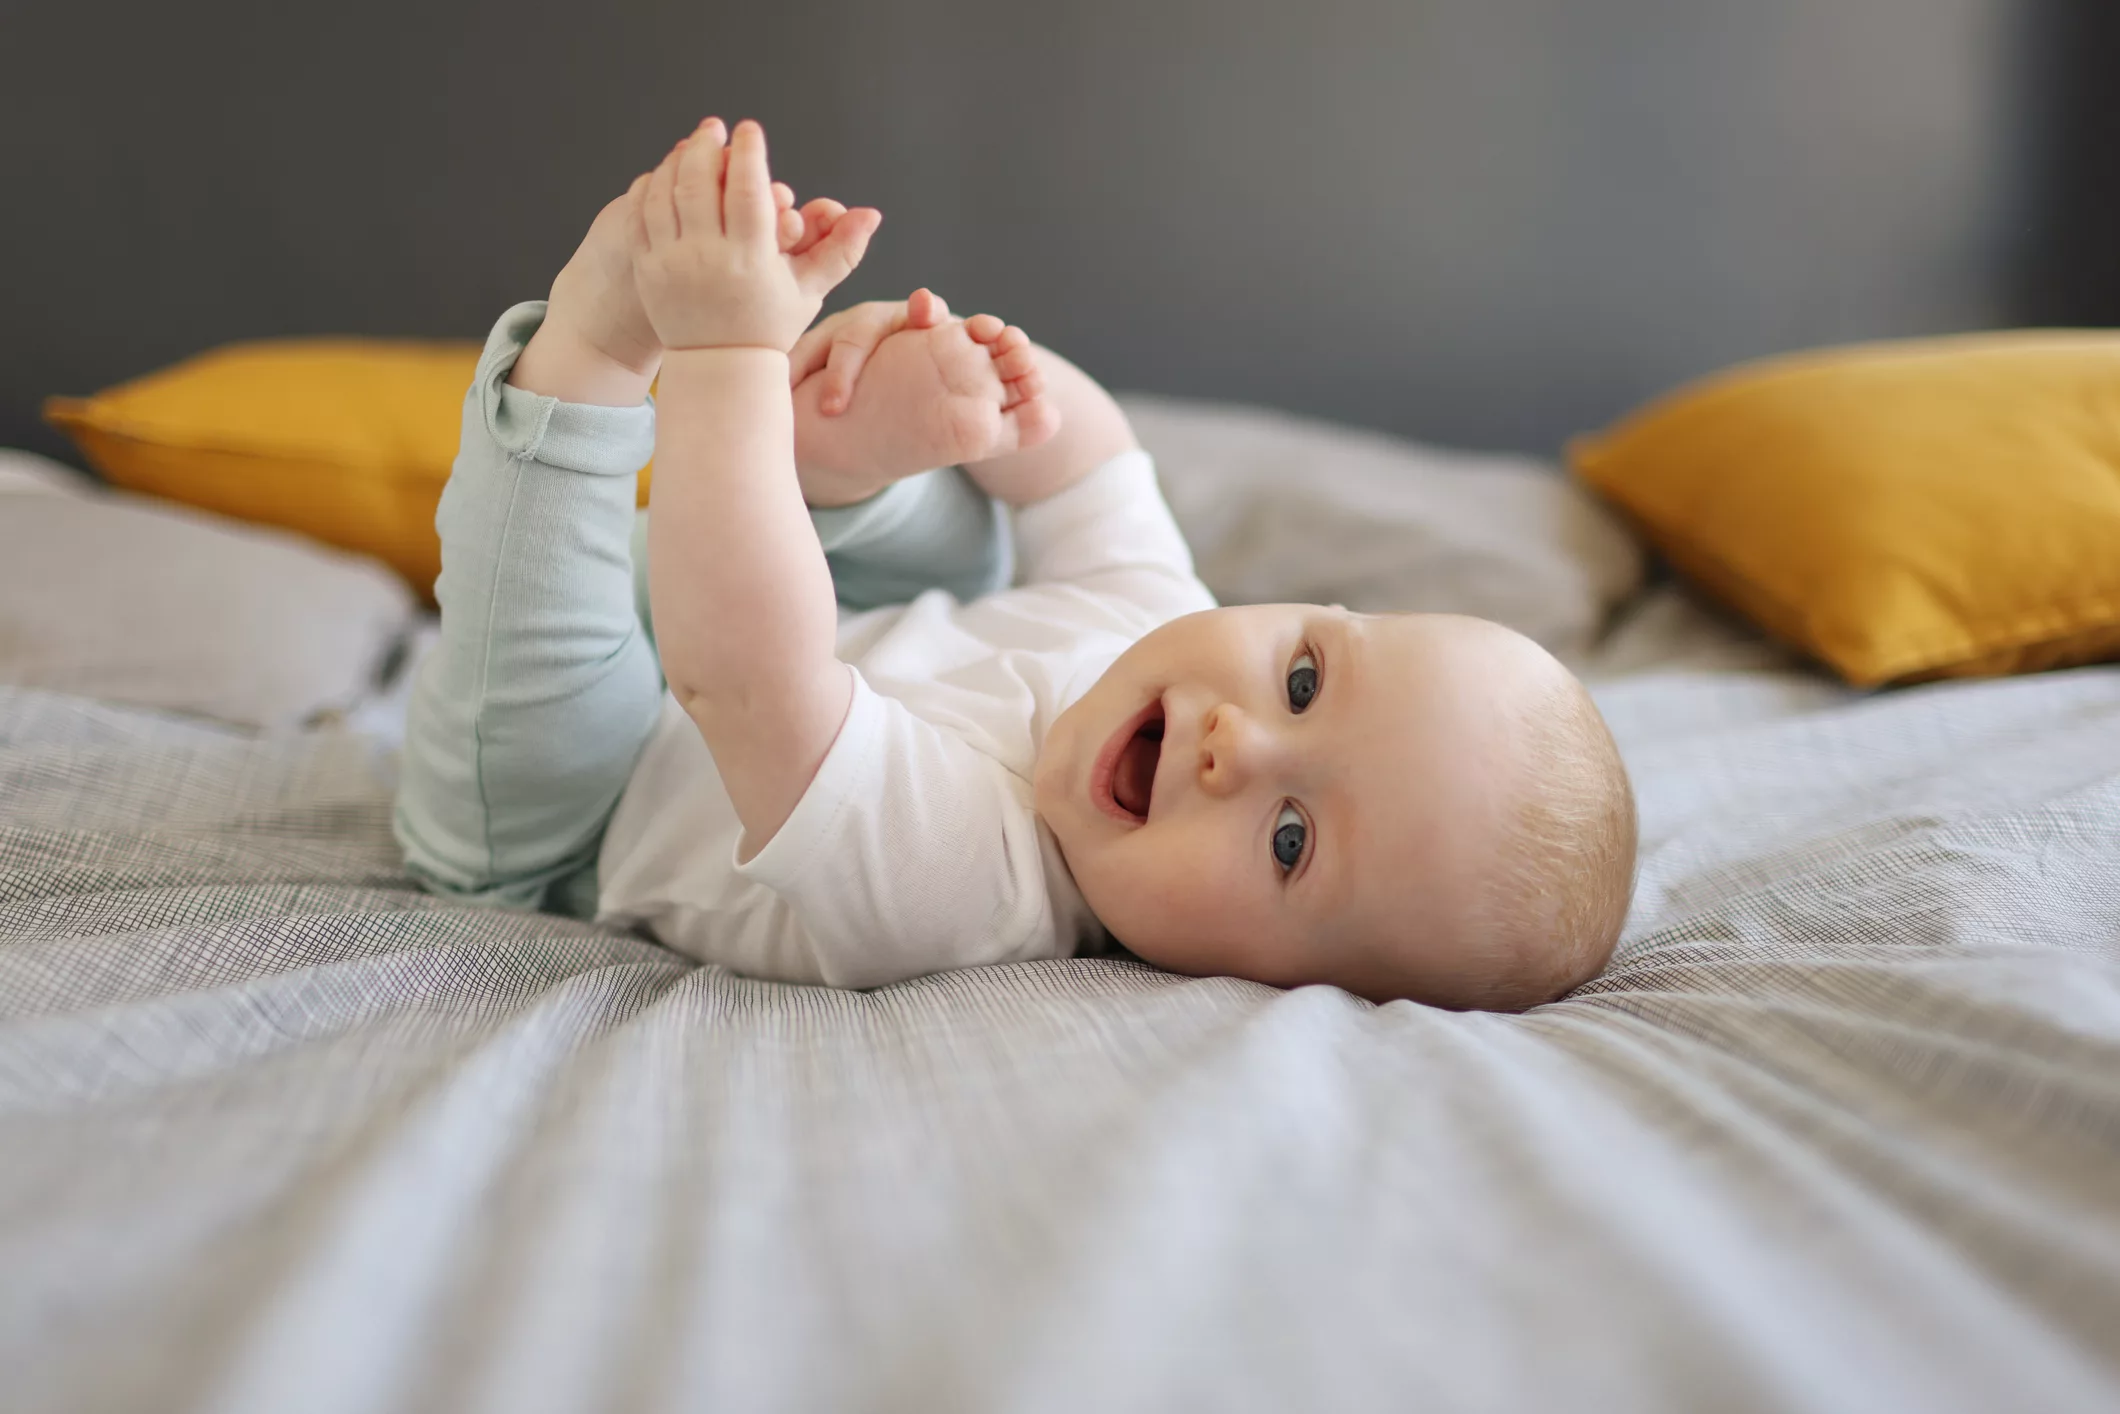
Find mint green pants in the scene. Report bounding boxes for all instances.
[393,302,1009,918]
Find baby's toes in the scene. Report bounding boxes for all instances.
[962,312,1008,344]
[988,327,1038,384]
[1005,392,1063,452]
[1000,369,1045,413]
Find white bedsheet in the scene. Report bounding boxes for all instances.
[3,405,2118,1413]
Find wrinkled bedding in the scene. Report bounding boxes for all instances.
[5,570,2120,1412]
[5,394,2119,1412]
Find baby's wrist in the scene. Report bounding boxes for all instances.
[511,315,659,408]
[660,345,793,375]
[662,339,792,355]
[657,346,794,411]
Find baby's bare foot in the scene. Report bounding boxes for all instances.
[794,306,1060,505]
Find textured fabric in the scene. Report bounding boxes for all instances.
[0,452,414,731]
[1570,330,2120,685]
[394,304,1012,922]
[1126,392,1644,654]
[6,611,2120,1410]
[600,451,1214,985]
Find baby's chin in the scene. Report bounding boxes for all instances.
[1076,881,1274,984]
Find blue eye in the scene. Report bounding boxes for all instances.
[1272,803,1307,873]
[1286,650,1318,713]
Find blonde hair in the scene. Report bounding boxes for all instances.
[1458,672,1637,1011]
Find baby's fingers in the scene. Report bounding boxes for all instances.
[673,118,729,236]
[642,140,687,247]
[788,198,845,258]
[788,316,841,387]
[722,120,778,247]
[815,330,887,415]
[789,302,891,406]
[791,206,881,301]
[622,171,654,253]
[790,299,881,386]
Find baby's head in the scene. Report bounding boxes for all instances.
[1033,607,1635,1010]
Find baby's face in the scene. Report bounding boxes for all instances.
[1034,606,1558,1002]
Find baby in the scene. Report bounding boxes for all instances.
[396,117,1637,1010]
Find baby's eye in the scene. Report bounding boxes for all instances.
[1286,650,1319,713]
[1272,803,1307,874]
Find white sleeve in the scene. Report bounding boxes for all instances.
[735,670,1063,989]
[1010,450,1213,619]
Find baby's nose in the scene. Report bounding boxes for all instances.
[1198,703,1272,795]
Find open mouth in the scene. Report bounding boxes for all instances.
[1091,698,1165,825]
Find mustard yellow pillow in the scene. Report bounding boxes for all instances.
[46,340,652,604]
[1569,331,2120,686]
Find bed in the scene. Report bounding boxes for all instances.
[4,398,2119,1414]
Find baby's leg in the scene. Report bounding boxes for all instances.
[816,465,1012,610]
[630,462,1009,642]
[395,303,665,917]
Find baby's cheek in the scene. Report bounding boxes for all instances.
[1101,825,1248,964]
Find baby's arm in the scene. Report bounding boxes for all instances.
[632,118,879,854]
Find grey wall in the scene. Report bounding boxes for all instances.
[0,0,2053,466]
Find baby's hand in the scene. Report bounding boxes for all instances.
[791,291,1060,507]
[631,118,879,354]
[789,291,949,415]
[541,175,822,379]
